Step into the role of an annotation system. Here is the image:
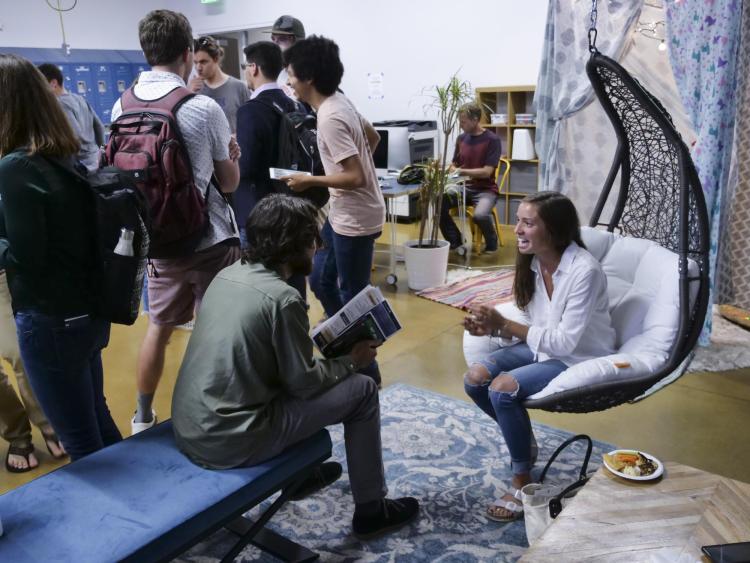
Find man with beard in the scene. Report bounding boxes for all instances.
[171,194,419,538]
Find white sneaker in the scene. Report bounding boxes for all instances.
[131,410,157,435]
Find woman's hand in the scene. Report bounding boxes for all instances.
[281,173,313,192]
[463,304,506,337]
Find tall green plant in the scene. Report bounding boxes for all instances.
[417,74,474,247]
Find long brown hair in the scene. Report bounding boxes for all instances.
[0,54,79,158]
[514,191,586,310]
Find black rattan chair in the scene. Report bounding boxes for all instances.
[523,51,710,414]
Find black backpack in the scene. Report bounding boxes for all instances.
[255,99,329,208]
[87,167,150,325]
[40,157,150,325]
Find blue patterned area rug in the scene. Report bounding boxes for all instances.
[178,384,614,563]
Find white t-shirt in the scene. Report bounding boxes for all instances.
[316,92,385,237]
[525,242,616,366]
[111,71,238,251]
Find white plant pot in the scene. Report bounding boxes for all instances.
[403,239,450,290]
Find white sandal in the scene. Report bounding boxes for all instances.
[486,485,524,522]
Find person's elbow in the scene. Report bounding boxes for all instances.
[214,160,240,193]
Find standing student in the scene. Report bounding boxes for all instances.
[37,63,105,173]
[235,41,306,299]
[189,36,250,133]
[111,10,241,434]
[0,270,66,472]
[0,53,120,461]
[282,36,385,384]
[267,15,306,98]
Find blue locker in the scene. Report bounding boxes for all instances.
[69,64,96,105]
[112,63,134,95]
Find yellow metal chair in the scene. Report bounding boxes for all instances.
[464,158,510,253]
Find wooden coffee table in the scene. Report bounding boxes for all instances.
[521,461,750,562]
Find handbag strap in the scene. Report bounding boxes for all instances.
[538,434,593,484]
[548,477,589,519]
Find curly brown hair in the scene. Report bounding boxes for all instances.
[242,194,322,270]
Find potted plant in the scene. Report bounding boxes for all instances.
[404,74,474,290]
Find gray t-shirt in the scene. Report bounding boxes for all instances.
[58,92,105,172]
[199,76,250,133]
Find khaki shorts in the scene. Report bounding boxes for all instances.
[147,242,241,326]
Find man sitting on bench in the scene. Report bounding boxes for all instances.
[171,194,419,539]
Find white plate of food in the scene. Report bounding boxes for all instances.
[603,450,663,481]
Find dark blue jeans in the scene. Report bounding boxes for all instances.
[15,311,122,461]
[309,220,342,317]
[312,226,382,384]
[464,343,566,475]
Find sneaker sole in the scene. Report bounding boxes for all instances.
[352,509,420,540]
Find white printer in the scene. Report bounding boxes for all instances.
[372,120,439,171]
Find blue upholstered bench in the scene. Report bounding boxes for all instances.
[0,421,332,562]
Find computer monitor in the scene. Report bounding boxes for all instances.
[372,129,389,170]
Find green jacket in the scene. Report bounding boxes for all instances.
[172,260,354,469]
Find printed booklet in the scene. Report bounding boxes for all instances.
[311,285,401,358]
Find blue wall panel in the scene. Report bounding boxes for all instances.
[0,47,149,124]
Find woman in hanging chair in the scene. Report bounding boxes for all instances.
[463,191,616,522]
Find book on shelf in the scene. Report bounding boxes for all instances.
[311,285,402,358]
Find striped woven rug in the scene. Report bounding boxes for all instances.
[416,268,515,310]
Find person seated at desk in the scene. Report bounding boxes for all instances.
[171,194,419,539]
[439,102,502,253]
[462,192,615,522]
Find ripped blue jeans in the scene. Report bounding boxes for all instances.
[464,343,567,475]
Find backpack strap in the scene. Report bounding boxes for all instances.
[120,85,195,116]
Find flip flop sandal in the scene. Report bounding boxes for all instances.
[486,485,524,522]
[42,432,68,459]
[5,443,38,474]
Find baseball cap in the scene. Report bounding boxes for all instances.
[268,15,305,39]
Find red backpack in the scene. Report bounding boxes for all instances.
[103,86,208,258]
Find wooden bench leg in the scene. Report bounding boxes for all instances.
[222,480,318,563]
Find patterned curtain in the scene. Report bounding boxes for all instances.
[535,0,642,191]
[558,1,696,223]
[718,2,750,311]
[666,0,744,342]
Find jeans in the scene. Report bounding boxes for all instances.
[311,225,382,384]
[440,189,499,250]
[309,220,342,317]
[240,226,307,301]
[464,343,567,474]
[241,374,387,504]
[15,311,122,460]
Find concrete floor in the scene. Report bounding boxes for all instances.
[3,222,749,494]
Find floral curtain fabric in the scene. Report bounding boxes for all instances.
[666,0,743,340]
[535,0,642,191]
[718,2,750,311]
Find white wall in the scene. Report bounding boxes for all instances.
[181,0,548,123]
[0,0,183,50]
[1,0,547,122]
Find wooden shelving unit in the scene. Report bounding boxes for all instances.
[476,85,538,224]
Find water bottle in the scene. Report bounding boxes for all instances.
[113,228,135,257]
